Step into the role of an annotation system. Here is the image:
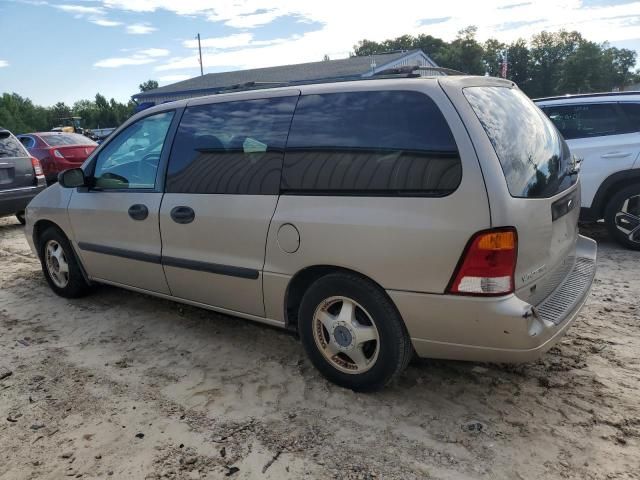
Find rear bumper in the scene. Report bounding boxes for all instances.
[390,235,597,363]
[0,185,46,216]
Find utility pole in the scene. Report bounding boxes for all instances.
[197,33,203,76]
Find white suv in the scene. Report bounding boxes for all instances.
[536,93,640,250]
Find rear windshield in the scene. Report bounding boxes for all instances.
[464,86,576,199]
[0,131,27,157]
[41,133,97,147]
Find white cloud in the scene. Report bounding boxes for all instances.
[0,60,9,68]
[126,23,156,34]
[50,0,640,75]
[94,0,640,74]
[55,4,105,15]
[91,18,122,27]
[159,74,191,83]
[94,48,169,68]
[138,48,170,57]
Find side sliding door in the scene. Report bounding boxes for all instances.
[159,90,299,317]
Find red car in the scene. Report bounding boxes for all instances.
[18,132,97,184]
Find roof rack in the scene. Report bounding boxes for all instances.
[373,66,466,77]
[218,81,289,92]
[195,68,466,98]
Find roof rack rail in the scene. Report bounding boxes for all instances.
[373,66,466,77]
[533,90,640,102]
[218,81,290,92]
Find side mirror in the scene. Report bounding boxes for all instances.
[58,168,86,188]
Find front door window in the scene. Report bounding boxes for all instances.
[93,111,174,189]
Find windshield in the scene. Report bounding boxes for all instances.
[41,133,97,147]
[464,86,576,199]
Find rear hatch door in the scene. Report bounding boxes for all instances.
[441,78,580,305]
[0,130,34,189]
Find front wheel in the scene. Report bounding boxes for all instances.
[604,184,640,250]
[39,227,91,298]
[298,273,412,391]
[15,211,26,225]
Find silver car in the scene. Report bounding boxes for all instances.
[24,76,597,391]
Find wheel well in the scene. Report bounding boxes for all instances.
[32,220,62,258]
[592,170,640,219]
[284,265,394,331]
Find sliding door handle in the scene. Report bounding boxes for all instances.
[170,206,195,224]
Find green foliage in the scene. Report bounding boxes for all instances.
[139,80,159,92]
[0,93,135,134]
[352,27,638,97]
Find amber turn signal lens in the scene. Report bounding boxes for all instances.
[476,231,516,251]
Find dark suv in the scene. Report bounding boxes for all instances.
[0,128,46,224]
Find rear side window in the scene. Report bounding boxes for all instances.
[0,131,27,158]
[465,86,576,199]
[282,91,461,196]
[19,136,36,149]
[620,103,640,132]
[542,103,628,139]
[166,97,297,195]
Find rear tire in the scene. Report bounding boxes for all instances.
[604,184,640,250]
[15,211,26,225]
[298,272,412,391]
[39,227,91,298]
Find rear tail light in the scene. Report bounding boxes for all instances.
[447,228,517,296]
[53,149,65,159]
[30,157,44,176]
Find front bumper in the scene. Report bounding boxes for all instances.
[389,235,598,363]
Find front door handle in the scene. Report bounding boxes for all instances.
[128,204,149,221]
[601,151,632,159]
[170,206,195,224]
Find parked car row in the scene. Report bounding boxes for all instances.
[17,132,97,185]
[22,76,598,391]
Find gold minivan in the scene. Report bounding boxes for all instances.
[25,75,597,391]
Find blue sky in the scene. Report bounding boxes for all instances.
[1,0,639,106]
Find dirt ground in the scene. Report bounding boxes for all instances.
[0,217,638,480]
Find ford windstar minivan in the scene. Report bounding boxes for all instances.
[24,75,597,391]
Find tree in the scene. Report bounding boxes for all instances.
[506,39,530,90]
[351,28,637,97]
[139,80,159,92]
[483,38,506,77]
[527,30,584,97]
[437,26,485,75]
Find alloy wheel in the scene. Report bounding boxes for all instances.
[45,240,70,288]
[312,296,380,374]
[614,194,640,244]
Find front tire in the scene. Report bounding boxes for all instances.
[39,227,91,298]
[298,272,412,391]
[15,211,25,225]
[604,184,640,250]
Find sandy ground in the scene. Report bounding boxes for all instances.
[0,217,639,480]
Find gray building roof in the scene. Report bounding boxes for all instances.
[133,50,437,104]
